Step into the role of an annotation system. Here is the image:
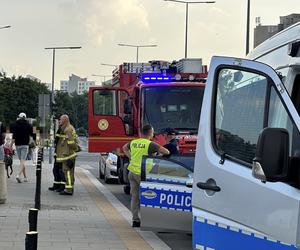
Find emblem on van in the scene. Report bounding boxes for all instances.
[141,190,157,199]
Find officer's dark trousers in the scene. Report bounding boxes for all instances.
[52,161,65,189]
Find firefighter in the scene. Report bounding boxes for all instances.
[123,124,169,227]
[48,125,66,192]
[56,114,78,196]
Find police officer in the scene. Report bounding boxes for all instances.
[163,127,179,156]
[123,124,169,227]
[56,115,78,196]
[48,125,66,192]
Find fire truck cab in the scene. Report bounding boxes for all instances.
[88,58,207,188]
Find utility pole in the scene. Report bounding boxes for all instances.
[44,46,81,163]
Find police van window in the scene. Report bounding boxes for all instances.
[268,87,294,152]
[93,90,117,115]
[146,158,192,180]
[215,68,268,165]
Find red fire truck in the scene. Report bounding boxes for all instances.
[88,58,207,191]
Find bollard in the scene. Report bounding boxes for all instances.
[35,148,43,210]
[25,231,38,250]
[0,161,7,204]
[34,163,41,210]
[28,208,38,231]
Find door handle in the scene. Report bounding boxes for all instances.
[197,181,221,192]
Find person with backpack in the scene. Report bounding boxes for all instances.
[11,113,36,183]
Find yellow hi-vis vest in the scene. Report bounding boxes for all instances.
[127,138,151,175]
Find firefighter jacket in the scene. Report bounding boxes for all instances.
[56,123,78,163]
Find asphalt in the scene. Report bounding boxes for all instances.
[0,158,170,250]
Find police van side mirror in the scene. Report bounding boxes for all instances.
[252,128,290,182]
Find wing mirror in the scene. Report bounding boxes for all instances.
[252,128,290,182]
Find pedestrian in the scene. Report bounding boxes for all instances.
[123,124,169,227]
[4,141,13,178]
[11,113,36,183]
[48,125,66,192]
[163,127,179,156]
[55,115,79,196]
[0,121,6,169]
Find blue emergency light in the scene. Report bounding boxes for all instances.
[141,74,172,83]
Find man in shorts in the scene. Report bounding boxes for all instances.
[11,113,35,183]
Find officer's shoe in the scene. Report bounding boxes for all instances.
[59,190,73,196]
[55,185,65,192]
[49,184,59,191]
[132,221,141,228]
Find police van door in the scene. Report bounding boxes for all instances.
[140,156,193,232]
[192,56,300,250]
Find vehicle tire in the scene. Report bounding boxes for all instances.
[118,157,125,184]
[99,159,104,179]
[104,168,110,184]
[123,163,129,184]
[123,185,130,195]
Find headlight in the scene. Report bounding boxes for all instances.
[107,159,117,166]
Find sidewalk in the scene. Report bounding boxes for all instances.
[0,161,170,250]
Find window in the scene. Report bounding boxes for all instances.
[93,90,117,115]
[144,157,193,184]
[143,86,204,134]
[268,87,295,153]
[215,68,268,164]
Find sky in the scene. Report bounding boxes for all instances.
[0,0,299,88]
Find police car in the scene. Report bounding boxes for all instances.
[99,152,118,183]
[140,155,194,232]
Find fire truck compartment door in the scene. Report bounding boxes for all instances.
[140,156,193,232]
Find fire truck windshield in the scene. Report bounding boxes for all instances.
[143,86,205,134]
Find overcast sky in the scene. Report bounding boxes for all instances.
[0,0,299,88]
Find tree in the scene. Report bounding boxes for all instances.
[0,74,50,127]
[54,91,88,132]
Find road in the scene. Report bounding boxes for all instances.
[75,137,192,250]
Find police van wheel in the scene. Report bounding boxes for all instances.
[123,185,130,195]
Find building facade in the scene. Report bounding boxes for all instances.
[254,14,300,48]
[60,74,95,95]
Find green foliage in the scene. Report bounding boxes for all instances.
[54,91,88,131]
[0,74,88,132]
[0,74,50,127]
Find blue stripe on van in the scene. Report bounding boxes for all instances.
[193,216,298,250]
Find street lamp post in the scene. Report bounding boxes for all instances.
[100,63,118,69]
[0,25,11,30]
[44,46,81,163]
[92,74,111,85]
[164,0,215,58]
[117,44,157,63]
[246,0,251,55]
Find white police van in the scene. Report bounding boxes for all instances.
[192,22,300,249]
[140,155,194,232]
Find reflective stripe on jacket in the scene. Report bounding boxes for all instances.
[127,138,151,175]
[56,123,78,162]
